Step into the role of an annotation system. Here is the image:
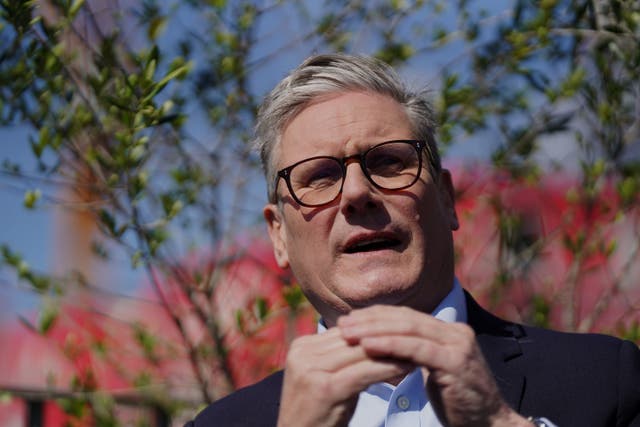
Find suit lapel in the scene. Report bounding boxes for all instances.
[465,291,527,412]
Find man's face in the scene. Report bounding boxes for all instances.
[264,91,459,326]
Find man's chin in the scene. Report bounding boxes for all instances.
[342,284,417,309]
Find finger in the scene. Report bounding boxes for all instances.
[338,305,459,344]
[357,335,453,369]
[330,358,415,399]
[357,322,478,372]
[286,329,377,373]
[301,328,353,355]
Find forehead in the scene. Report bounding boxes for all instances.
[276,91,412,166]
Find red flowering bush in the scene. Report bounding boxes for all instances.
[453,166,640,340]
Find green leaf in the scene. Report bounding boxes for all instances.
[131,251,143,269]
[144,58,157,82]
[129,170,149,198]
[283,285,307,311]
[99,209,117,234]
[389,0,405,10]
[129,144,146,163]
[133,322,158,362]
[531,294,550,328]
[141,62,192,104]
[146,226,168,255]
[134,371,152,388]
[560,67,586,97]
[0,391,12,404]
[23,189,41,209]
[39,303,58,334]
[375,42,414,65]
[147,16,166,41]
[253,296,269,321]
[235,309,245,334]
[618,177,638,205]
[444,73,458,89]
[57,396,86,417]
[617,321,640,343]
[239,5,256,30]
[604,239,617,258]
[161,194,183,219]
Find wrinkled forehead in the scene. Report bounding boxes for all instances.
[273,91,412,164]
[267,96,324,172]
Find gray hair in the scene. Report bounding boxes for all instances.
[253,53,441,203]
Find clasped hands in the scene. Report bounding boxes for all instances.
[277,305,531,427]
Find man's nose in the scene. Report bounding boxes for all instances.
[339,161,379,213]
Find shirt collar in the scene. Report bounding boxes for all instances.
[432,277,467,324]
[318,278,467,333]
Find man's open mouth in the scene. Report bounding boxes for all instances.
[344,236,402,253]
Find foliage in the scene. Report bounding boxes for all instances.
[0,0,638,424]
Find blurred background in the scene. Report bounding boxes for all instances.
[1,0,639,425]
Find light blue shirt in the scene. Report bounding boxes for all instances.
[318,279,467,427]
[349,280,467,427]
[318,280,558,426]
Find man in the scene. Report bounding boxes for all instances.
[186,54,640,426]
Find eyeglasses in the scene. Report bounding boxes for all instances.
[275,140,427,207]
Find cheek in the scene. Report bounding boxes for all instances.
[410,196,450,246]
[401,198,428,228]
[286,217,331,266]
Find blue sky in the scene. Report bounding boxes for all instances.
[1,127,53,319]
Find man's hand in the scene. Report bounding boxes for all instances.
[337,305,531,427]
[277,327,413,427]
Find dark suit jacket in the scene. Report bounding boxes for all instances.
[186,292,640,426]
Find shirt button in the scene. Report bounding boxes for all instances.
[396,395,410,410]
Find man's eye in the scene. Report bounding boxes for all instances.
[368,155,407,175]
[304,169,340,188]
[293,161,341,189]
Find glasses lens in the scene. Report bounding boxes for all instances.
[289,157,343,206]
[365,142,420,189]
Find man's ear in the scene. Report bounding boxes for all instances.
[264,203,290,269]
[438,169,460,231]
